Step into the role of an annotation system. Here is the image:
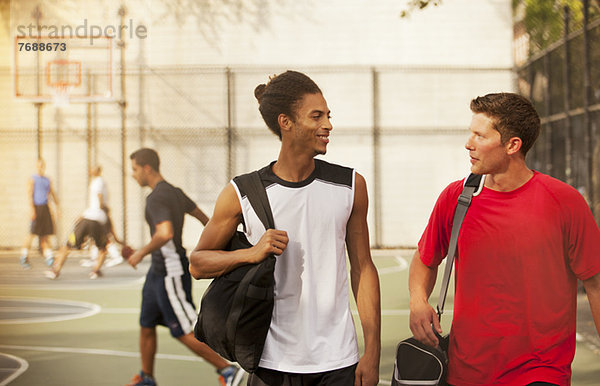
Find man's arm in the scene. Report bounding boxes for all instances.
[583,272,600,337]
[345,173,381,386]
[408,250,442,347]
[189,183,288,279]
[128,220,173,268]
[189,206,209,226]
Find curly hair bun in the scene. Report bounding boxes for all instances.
[254,83,267,102]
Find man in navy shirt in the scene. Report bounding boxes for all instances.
[127,148,244,386]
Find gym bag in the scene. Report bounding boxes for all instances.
[391,173,484,386]
[194,170,276,373]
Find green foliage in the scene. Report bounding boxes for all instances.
[514,0,586,52]
[400,0,443,18]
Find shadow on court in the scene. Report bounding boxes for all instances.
[0,249,598,385]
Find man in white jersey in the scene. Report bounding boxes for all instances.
[45,165,119,279]
[190,70,381,386]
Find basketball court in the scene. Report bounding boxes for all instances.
[0,248,598,385]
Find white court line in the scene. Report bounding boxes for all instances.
[0,307,92,314]
[0,344,203,363]
[100,308,139,314]
[0,297,100,325]
[377,256,409,275]
[0,352,28,386]
[0,276,146,291]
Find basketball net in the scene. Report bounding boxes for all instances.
[51,85,71,108]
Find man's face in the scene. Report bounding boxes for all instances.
[289,93,332,156]
[465,113,509,175]
[131,159,148,187]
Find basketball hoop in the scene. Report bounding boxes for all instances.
[50,85,71,108]
[15,36,114,104]
[46,60,81,107]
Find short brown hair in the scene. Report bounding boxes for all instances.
[130,148,160,172]
[470,93,540,156]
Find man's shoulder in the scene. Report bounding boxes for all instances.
[33,174,49,181]
[531,171,585,202]
[440,178,466,198]
[533,171,573,189]
[148,181,175,200]
[90,176,105,189]
[314,159,353,188]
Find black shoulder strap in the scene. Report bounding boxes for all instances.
[224,171,275,346]
[436,173,484,321]
[233,171,274,230]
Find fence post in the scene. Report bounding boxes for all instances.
[34,6,43,158]
[543,54,552,176]
[371,68,381,248]
[562,5,573,186]
[226,67,235,181]
[86,71,92,188]
[582,0,597,220]
[35,103,42,158]
[118,5,128,244]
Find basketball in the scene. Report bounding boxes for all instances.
[121,245,134,259]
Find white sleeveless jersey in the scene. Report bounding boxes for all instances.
[231,159,360,373]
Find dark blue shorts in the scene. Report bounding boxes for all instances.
[140,270,198,338]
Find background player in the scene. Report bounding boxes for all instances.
[20,158,59,269]
[126,148,243,386]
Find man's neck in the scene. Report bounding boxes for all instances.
[485,161,533,192]
[148,174,165,190]
[272,151,316,183]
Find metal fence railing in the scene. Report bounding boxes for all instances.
[516,0,600,223]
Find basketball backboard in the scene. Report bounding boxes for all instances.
[14,35,114,104]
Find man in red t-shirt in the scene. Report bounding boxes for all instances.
[409,93,600,386]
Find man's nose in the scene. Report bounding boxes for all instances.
[465,136,474,150]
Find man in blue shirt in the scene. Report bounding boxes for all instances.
[20,158,59,269]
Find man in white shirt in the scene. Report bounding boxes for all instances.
[46,165,122,279]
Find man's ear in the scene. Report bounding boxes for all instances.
[505,136,523,156]
[278,113,293,133]
[143,164,154,174]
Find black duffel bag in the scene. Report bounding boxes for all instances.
[194,170,275,373]
[392,174,483,385]
[391,333,448,386]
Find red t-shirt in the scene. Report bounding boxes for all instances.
[418,171,600,386]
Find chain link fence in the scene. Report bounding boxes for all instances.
[1,64,514,251]
[516,1,600,223]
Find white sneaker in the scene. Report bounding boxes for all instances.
[105,256,124,268]
[80,259,95,267]
[44,270,57,280]
[107,244,121,259]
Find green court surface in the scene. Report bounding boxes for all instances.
[0,249,598,385]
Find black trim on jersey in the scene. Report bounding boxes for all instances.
[236,159,353,199]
